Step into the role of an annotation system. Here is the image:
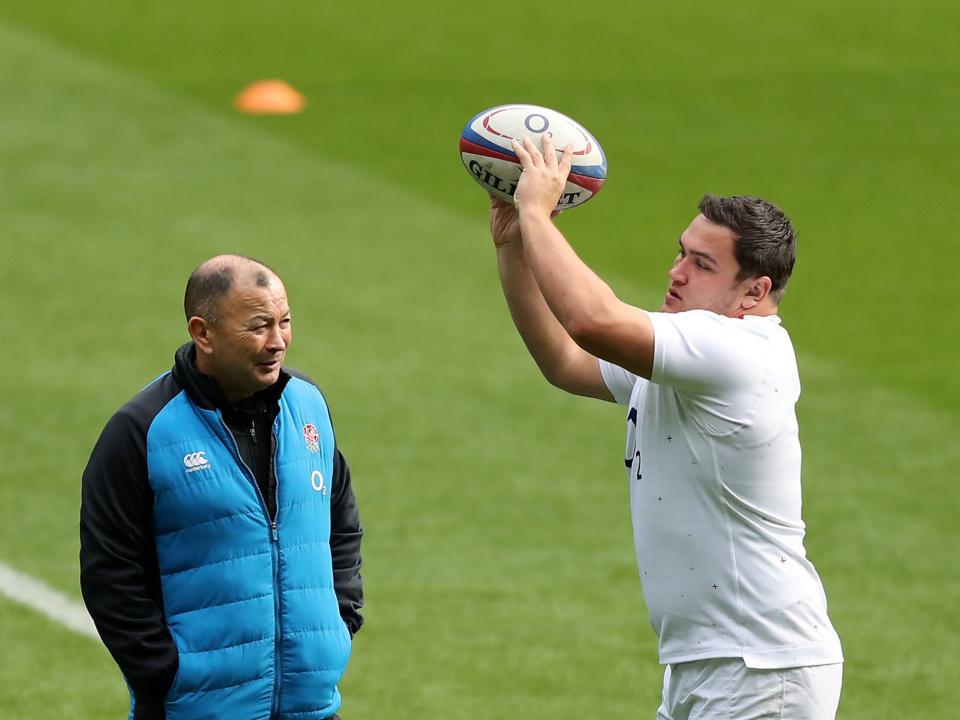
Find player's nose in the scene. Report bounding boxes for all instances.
[668,260,686,283]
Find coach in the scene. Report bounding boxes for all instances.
[80,255,363,720]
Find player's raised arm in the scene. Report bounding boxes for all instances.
[489,196,613,401]
[511,134,656,380]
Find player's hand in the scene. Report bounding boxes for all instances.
[489,194,563,247]
[489,195,522,247]
[511,134,573,217]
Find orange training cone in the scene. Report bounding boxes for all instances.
[234,80,306,115]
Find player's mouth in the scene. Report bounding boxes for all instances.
[666,288,682,302]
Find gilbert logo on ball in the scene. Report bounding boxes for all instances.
[460,104,607,209]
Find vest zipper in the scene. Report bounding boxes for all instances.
[270,427,282,716]
[218,413,281,717]
[218,414,270,521]
[269,518,281,717]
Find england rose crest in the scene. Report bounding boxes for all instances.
[303,423,320,453]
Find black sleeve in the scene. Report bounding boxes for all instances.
[80,406,178,716]
[330,448,364,636]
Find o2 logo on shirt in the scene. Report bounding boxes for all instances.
[310,470,327,495]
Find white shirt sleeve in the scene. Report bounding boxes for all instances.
[599,358,637,405]
[648,310,768,394]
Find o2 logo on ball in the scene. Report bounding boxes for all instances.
[522,112,550,135]
[480,108,593,156]
[459,104,607,209]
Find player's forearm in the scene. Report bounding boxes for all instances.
[518,210,620,344]
[496,240,586,387]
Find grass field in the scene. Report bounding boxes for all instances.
[1,1,958,718]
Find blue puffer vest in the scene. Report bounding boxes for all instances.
[139,375,350,719]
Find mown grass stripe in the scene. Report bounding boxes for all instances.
[0,561,100,641]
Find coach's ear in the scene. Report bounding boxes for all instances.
[188,316,215,355]
[741,275,773,310]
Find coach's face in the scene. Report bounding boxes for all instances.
[661,214,762,316]
[203,278,292,401]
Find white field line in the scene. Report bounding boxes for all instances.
[0,560,100,641]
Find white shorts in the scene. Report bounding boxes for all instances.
[656,658,843,720]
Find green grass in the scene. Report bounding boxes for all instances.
[0,1,957,718]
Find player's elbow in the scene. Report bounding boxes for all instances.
[558,287,621,348]
[538,358,590,396]
[529,344,586,394]
[542,366,574,391]
[534,356,572,390]
[564,308,616,357]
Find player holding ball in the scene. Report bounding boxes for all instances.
[486,132,843,719]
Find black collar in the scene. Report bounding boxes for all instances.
[172,342,289,416]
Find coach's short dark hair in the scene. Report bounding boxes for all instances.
[698,194,797,302]
[184,255,274,323]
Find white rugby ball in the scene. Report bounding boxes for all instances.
[459,104,607,209]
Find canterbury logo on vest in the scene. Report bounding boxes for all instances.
[183,451,211,473]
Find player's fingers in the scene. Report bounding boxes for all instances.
[523,136,545,167]
[511,139,533,168]
[541,133,556,169]
[558,143,574,176]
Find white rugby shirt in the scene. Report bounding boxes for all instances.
[600,310,843,668]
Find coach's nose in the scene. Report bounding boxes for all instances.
[266,324,287,352]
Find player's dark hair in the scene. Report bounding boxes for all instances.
[184,255,275,323]
[698,194,797,302]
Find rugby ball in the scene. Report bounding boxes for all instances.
[459,104,607,209]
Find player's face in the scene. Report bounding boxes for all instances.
[661,214,755,316]
[206,279,292,401]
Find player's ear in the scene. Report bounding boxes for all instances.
[741,276,773,310]
[188,316,215,354]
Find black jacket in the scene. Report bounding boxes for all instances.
[80,344,363,717]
